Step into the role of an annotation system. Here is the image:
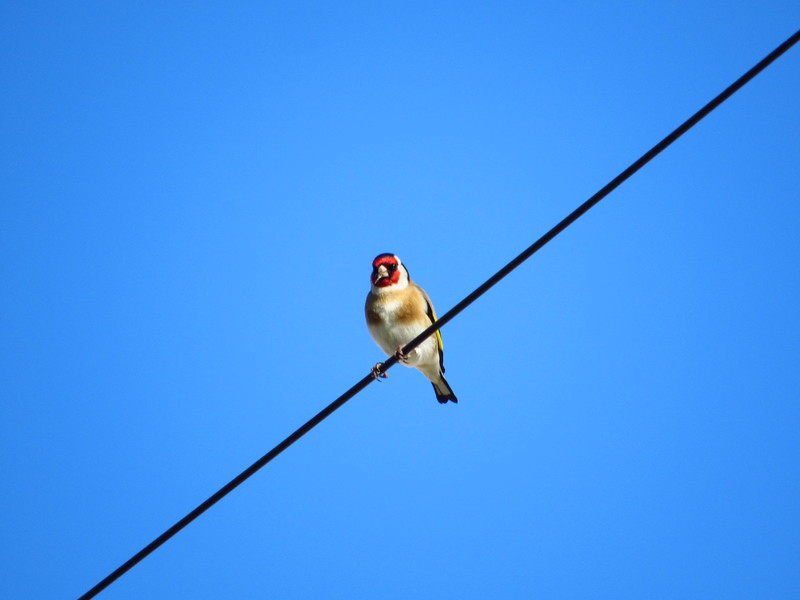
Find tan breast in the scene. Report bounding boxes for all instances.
[365,284,431,327]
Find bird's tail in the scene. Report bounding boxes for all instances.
[432,374,458,404]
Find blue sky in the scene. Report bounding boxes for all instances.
[2,2,799,599]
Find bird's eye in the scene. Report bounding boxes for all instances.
[388,264,397,271]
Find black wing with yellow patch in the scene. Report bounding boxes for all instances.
[420,288,445,373]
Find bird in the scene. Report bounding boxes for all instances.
[365,253,457,404]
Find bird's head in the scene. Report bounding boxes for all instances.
[370,253,409,290]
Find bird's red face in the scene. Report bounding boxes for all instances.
[371,254,401,287]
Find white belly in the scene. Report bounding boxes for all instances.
[368,312,438,368]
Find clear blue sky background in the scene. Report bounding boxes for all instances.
[2,3,799,599]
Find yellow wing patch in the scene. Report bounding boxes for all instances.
[418,285,445,371]
[430,306,444,352]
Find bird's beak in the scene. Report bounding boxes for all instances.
[373,265,389,283]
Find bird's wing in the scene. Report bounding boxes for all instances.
[416,284,445,372]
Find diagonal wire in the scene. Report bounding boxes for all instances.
[78,29,799,600]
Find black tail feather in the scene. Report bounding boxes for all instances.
[433,375,458,404]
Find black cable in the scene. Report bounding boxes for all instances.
[383,28,800,374]
[77,29,799,600]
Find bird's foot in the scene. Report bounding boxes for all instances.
[395,345,415,364]
[371,363,388,380]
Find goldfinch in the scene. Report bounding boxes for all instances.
[365,253,458,404]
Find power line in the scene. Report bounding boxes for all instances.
[77,29,799,600]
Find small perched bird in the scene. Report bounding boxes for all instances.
[365,253,457,404]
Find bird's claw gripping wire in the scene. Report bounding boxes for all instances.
[394,345,414,364]
[371,363,388,380]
